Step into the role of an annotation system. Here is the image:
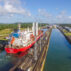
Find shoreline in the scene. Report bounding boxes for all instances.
[58,27,71,44]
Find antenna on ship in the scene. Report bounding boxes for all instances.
[18,23,21,31]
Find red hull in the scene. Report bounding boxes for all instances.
[5,34,43,54]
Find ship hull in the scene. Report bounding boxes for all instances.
[5,41,35,54]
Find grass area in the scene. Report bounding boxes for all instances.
[63,29,68,33]
[64,33,71,36]
[0,28,30,40]
[0,29,12,35]
[0,29,12,40]
[62,29,71,36]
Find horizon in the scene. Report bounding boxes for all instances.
[0,22,71,25]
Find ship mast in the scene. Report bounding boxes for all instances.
[18,23,21,31]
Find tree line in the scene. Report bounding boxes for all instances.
[0,23,47,30]
[59,24,71,27]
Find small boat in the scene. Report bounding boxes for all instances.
[5,23,43,54]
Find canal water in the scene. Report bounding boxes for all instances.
[44,29,71,71]
[0,51,17,71]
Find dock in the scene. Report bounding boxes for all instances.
[9,28,52,71]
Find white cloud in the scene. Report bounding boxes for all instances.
[56,15,62,19]
[10,14,14,17]
[0,0,21,6]
[56,8,58,10]
[60,11,66,15]
[38,9,71,23]
[0,0,31,17]
[55,10,71,23]
[56,10,67,19]
[38,9,52,18]
[68,16,71,19]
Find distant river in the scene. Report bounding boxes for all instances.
[44,29,71,71]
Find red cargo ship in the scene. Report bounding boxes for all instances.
[5,22,43,54]
[5,33,43,54]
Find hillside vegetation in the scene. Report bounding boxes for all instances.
[0,23,46,30]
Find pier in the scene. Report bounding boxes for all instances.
[9,28,52,71]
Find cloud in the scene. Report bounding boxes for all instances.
[56,15,62,19]
[56,8,58,10]
[60,11,66,15]
[38,9,71,23]
[0,0,31,17]
[0,0,21,6]
[56,11,67,19]
[38,9,52,18]
[68,16,71,19]
[55,10,71,23]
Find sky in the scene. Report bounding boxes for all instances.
[0,0,71,24]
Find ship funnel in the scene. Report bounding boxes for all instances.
[32,22,38,60]
[32,22,38,35]
[32,22,35,35]
[36,22,38,35]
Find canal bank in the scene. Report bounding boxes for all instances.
[58,27,71,44]
[44,29,71,71]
